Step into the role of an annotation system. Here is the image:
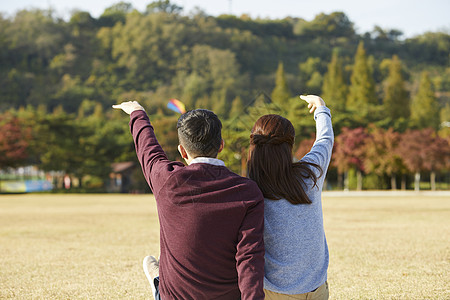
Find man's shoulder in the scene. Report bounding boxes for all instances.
[190,164,257,183]
[232,173,260,188]
[174,164,261,193]
[221,171,264,201]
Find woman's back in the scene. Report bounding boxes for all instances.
[263,178,328,293]
[248,96,333,296]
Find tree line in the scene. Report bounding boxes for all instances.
[0,0,449,191]
[296,126,449,191]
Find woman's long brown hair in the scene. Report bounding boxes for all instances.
[247,114,322,204]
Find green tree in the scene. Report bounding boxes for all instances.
[382,55,409,122]
[404,32,450,66]
[410,72,440,129]
[2,9,67,109]
[321,51,348,111]
[306,72,323,95]
[0,14,9,65]
[108,11,196,91]
[294,12,356,47]
[33,107,133,189]
[36,110,84,177]
[182,72,208,109]
[212,93,229,118]
[149,116,180,161]
[145,0,183,15]
[271,62,291,110]
[229,96,244,119]
[187,44,239,113]
[50,74,94,113]
[98,2,133,26]
[88,25,123,102]
[299,57,325,95]
[65,11,98,80]
[6,9,66,67]
[440,103,450,137]
[76,108,134,185]
[348,42,377,110]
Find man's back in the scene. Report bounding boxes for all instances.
[130,110,264,300]
[157,163,264,299]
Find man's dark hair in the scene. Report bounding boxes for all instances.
[177,109,222,158]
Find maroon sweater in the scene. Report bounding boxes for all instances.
[130,110,265,300]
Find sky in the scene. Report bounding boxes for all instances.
[1,0,449,38]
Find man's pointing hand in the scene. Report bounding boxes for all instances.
[112,101,145,115]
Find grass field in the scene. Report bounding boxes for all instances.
[0,193,449,299]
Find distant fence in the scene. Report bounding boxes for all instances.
[0,180,53,193]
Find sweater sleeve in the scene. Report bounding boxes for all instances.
[301,106,334,180]
[129,110,184,193]
[235,191,265,300]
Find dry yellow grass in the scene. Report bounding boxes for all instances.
[323,192,450,299]
[0,193,448,299]
[0,194,159,299]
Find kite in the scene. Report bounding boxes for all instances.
[167,99,186,114]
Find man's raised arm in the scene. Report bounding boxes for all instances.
[113,101,182,192]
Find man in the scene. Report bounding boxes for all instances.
[113,101,265,300]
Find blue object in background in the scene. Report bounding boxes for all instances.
[0,180,53,193]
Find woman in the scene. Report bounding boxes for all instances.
[247,95,334,300]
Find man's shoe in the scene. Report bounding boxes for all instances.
[143,255,159,283]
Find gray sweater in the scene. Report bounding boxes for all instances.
[263,106,334,294]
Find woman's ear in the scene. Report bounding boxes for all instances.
[218,139,225,154]
[178,144,188,159]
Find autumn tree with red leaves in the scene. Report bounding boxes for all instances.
[0,113,30,169]
[363,125,406,190]
[423,130,450,190]
[294,135,316,160]
[332,127,368,190]
[398,128,450,191]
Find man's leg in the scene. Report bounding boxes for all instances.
[143,256,161,300]
[152,277,161,300]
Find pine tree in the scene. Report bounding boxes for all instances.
[322,51,348,111]
[383,55,409,120]
[271,62,291,110]
[229,96,244,119]
[440,103,450,137]
[441,103,450,125]
[212,89,228,118]
[348,42,377,110]
[410,72,440,129]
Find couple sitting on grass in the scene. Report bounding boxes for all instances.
[113,94,333,300]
